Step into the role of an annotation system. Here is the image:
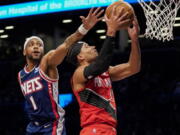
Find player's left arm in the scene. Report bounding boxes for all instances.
[45,8,103,67]
[109,17,141,81]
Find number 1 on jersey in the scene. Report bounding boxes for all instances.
[29,96,38,110]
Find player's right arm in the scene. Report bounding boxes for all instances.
[73,8,131,91]
[40,8,104,79]
[44,8,104,67]
[108,17,141,81]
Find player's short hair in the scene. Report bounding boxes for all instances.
[66,41,85,66]
[24,36,44,50]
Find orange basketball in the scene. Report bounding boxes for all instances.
[105,0,134,28]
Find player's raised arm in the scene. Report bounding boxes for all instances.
[70,8,131,87]
[109,16,141,81]
[45,8,104,67]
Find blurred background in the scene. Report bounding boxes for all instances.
[0,0,180,135]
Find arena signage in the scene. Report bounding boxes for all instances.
[0,0,159,19]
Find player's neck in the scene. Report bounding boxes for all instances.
[79,61,89,66]
[26,61,38,72]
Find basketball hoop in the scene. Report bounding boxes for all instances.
[137,0,180,42]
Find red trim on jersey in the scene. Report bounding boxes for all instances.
[39,69,58,83]
[48,83,59,118]
[18,71,25,96]
[52,121,57,135]
[24,66,29,74]
[48,83,59,135]
[24,65,35,74]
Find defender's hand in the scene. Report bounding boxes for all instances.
[80,7,104,30]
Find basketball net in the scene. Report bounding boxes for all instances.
[137,0,180,41]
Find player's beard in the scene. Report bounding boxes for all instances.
[27,53,43,64]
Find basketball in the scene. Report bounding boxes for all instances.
[105,0,134,28]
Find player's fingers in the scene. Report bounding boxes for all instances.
[97,16,104,21]
[80,16,86,23]
[118,12,129,21]
[127,26,131,31]
[96,9,104,18]
[134,16,139,26]
[88,8,94,16]
[111,6,116,17]
[104,15,109,22]
[133,17,140,31]
[93,7,101,16]
[119,19,131,26]
[117,7,124,18]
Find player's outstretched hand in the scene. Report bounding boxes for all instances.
[80,7,104,30]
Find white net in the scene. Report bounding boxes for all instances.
[137,0,180,41]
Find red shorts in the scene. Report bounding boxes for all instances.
[80,124,116,135]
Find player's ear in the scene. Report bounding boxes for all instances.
[77,54,84,61]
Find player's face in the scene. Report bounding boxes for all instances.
[24,39,44,62]
[79,43,98,63]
